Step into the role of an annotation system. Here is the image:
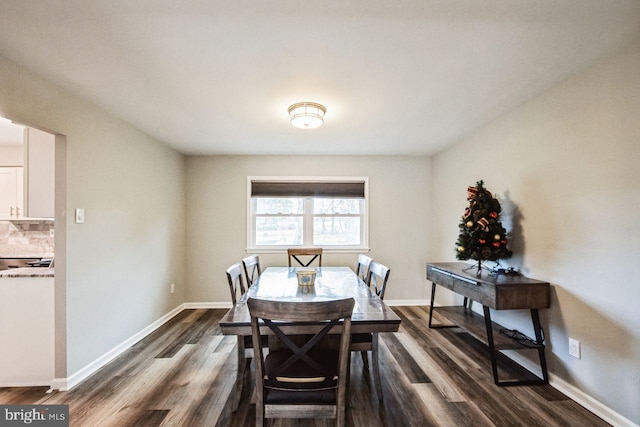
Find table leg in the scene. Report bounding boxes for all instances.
[372,333,383,402]
[233,335,245,412]
[429,282,459,329]
[531,309,549,384]
[428,283,437,327]
[482,306,500,385]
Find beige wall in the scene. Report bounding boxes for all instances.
[185,155,431,304]
[431,45,640,424]
[0,55,186,377]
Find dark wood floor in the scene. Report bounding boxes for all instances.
[0,307,609,426]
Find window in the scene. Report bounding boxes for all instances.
[248,177,368,251]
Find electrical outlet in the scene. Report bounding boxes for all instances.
[49,229,55,237]
[569,337,581,359]
[170,283,175,294]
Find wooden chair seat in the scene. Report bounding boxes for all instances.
[264,348,339,389]
[350,332,373,346]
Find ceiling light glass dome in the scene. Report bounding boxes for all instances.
[288,102,326,129]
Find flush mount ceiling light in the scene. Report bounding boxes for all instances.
[288,102,326,129]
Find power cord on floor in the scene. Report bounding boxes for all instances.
[499,328,544,348]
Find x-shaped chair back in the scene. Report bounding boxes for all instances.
[288,248,323,267]
[226,262,247,304]
[248,297,354,421]
[242,254,262,287]
[366,261,391,301]
[356,254,373,282]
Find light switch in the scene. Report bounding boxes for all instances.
[75,208,85,224]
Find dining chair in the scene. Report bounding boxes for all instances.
[248,297,354,427]
[226,262,247,305]
[356,254,373,282]
[351,260,391,402]
[287,248,323,267]
[242,254,261,287]
[226,261,267,409]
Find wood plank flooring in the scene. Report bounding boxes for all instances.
[0,306,609,426]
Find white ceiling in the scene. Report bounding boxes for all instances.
[0,1,638,156]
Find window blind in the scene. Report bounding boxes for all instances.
[251,181,365,198]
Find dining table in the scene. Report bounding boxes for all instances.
[219,266,402,410]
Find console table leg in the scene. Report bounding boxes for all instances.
[483,305,500,386]
[428,283,437,328]
[530,309,549,384]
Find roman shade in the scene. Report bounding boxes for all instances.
[251,181,365,198]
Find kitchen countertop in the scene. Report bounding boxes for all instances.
[0,268,55,278]
[0,253,55,259]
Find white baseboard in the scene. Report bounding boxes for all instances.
[507,352,638,427]
[385,299,430,306]
[50,378,67,391]
[183,302,232,309]
[57,304,186,391]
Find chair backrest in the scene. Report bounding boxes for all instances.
[366,261,391,301]
[287,248,323,267]
[248,297,354,424]
[226,262,247,304]
[242,254,261,287]
[356,254,373,282]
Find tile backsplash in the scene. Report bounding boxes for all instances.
[0,220,55,258]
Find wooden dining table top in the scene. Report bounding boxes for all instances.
[219,266,401,335]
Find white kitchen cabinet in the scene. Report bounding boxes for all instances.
[0,276,55,386]
[0,166,24,219]
[24,127,55,218]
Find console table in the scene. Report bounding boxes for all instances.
[426,262,550,386]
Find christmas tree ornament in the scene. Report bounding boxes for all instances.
[455,180,513,274]
[467,186,479,200]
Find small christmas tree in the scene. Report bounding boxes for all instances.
[455,180,512,273]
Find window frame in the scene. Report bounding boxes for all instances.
[247,176,369,253]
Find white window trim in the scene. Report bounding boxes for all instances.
[246,176,370,253]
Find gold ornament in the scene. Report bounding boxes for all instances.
[494,234,501,240]
[466,221,474,228]
[458,246,465,252]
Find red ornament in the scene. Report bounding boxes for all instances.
[479,239,486,244]
[492,242,501,247]
[501,239,507,244]
[489,211,498,219]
